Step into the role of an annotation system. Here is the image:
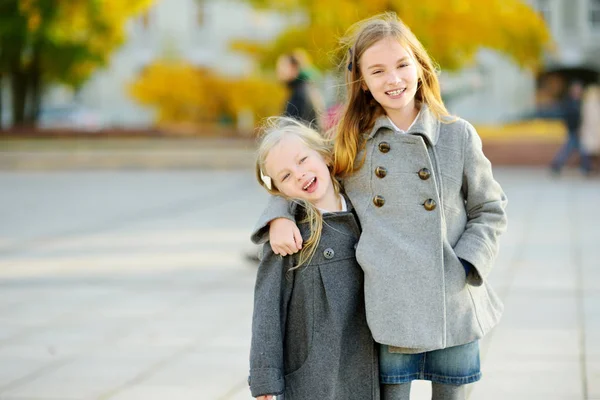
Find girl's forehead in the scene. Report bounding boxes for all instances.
[361,37,412,59]
[264,135,309,170]
[275,134,309,151]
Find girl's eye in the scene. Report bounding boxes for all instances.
[299,156,307,163]
[281,173,290,181]
[372,70,382,75]
[398,63,409,68]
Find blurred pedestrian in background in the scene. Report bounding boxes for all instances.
[548,81,592,176]
[292,48,327,130]
[276,52,320,129]
[580,84,600,173]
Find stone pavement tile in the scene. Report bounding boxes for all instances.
[0,302,78,327]
[582,269,600,292]
[0,349,176,399]
[474,327,584,398]
[0,344,68,360]
[499,293,578,330]
[0,357,61,389]
[507,264,577,292]
[2,377,116,399]
[588,361,600,398]
[586,329,600,359]
[584,296,600,329]
[106,385,208,400]
[469,369,583,399]
[483,328,580,358]
[518,245,571,266]
[8,323,115,351]
[222,380,436,400]
[0,251,243,280]
[0,323,32,342]
[133,347,249,398]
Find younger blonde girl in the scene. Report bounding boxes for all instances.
[248,117,379,400]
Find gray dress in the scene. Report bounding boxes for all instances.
[249,201,379,399]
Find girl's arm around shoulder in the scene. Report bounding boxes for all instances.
[251,196,294,244]
[454,121,508,286]
[249,243,295,397]
[251,196,303,256]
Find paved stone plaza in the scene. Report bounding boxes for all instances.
[0,168,598,399]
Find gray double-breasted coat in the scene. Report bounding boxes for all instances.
[249,202,379,399]
[252,105,508,353]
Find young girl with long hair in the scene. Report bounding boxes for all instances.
[249,117,379,399]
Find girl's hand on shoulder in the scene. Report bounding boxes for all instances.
[257,396,273,400]
[269,218,302,256]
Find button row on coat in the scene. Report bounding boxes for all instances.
[374,142,434,210]
[374,166,430,180]
[372,195,436,210]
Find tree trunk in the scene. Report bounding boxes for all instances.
[0,73,3,131]
[10,67,27,126]
[26,47,41,125]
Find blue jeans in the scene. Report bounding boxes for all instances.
[379,341,481,385]
[551,132,592,173]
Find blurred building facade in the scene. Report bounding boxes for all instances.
[45,0,287,127]
[444,0,600,123]
[44,0,600,127]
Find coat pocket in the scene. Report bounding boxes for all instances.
[283,268,316,377]
[283,342,319,399]
[467,281,504,337]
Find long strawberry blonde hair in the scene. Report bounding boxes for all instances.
[334,12,452,177]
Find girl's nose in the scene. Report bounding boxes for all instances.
[387,71,401,85]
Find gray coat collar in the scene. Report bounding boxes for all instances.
[366,104,440,145]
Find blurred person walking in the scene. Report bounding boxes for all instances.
[292,48,326,125]
[580,84,600,172]
[276,53,320,129]
[548,81,592,176]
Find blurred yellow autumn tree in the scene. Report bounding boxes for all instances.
[0,0,153,126]
[232,0,552,72]
[129,61,286,132]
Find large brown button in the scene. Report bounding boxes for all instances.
[423,199,437,211]
[373,195,385,207]
[418,168,431,180]
[378,142,390,153]
[375,166,387,178]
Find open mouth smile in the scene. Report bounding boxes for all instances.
[303,177,317,191]
[386,88,406,96]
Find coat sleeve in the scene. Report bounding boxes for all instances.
[250,195,296,245]
[249,243,294,397]
[453,122,508,286]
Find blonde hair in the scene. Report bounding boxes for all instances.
[334,12,452,177]
[255,116,342,270]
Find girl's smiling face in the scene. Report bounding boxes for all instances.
[264,134,335,210]
[359,37,419,117]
